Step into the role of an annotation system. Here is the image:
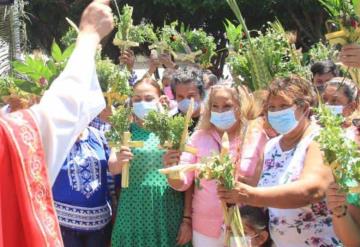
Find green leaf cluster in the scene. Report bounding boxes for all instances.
[227,20,309,91]
[96,57,132,99]
[197,154,235,190]
[143,110,189,150]
[106,105,132,145]
[10,41,75,96]
[184,28,217,67]
[315,105,360,194]
[115,4,134,41]
[129,22,158,44]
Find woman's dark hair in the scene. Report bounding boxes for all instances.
[267,75,317,108]
[310,60,339,77]
[133,77,162,96]
[170,66,205,99]
[325,77,359,103]
[240,206,272,247]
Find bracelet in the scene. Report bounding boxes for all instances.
[331,205,348,218]
[183,216,192,220]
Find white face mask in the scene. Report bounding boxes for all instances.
[177,98,200,114]
[210,110,237,130]
[133,101,159,120]
[326,104,344,116]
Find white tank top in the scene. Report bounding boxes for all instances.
[258,129,341,247]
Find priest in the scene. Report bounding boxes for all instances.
[0,0,114,246]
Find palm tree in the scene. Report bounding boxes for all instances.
[0,0,26,76]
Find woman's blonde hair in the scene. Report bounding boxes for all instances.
[197,83,262,132]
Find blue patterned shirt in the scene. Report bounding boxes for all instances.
[52,127,111,232]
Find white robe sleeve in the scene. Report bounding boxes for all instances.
[30,42,105,185]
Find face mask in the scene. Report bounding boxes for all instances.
[163,86,174,100]
[210,110,237,130]
[178,98,200,114]
[326,104,344,116]
[133,101,158,120]
[267,107,299,135]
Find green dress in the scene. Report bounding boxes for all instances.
[111,123,185,247]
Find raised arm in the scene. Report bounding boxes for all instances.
[30,0,114,185]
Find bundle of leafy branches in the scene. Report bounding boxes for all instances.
[129,21,158,44]
[144,109,190,150]
[3,41,75,100]
[183,27,217,68]
[316,105,360,195]
[319,0,360,40]
[106,105,132,146]
[96,57,132,103]
[196,154,235,189]
[0,77,14,103]
[195,131,248,247]
[226,20,309,91]
[154,21,216,67]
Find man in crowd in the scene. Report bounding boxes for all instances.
[0,0,114,246]
[311,59,339,93]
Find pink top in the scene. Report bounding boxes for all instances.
[178,120,268,238]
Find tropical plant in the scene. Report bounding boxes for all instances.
[11,41,75,96]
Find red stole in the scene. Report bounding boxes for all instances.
[0,110,63,247]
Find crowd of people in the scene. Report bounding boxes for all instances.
[1,0,360,247]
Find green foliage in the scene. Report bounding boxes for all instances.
[306,41,339,63]
[224,19,243,52]
[183,28,217,67]
[319,0,360,42]
[96,57,132,99]
[144,110,189,150]
[197,154,235,190]
[106,105,132,145]
[158,21,188,53]
[315,105,360,194]
[11,41,75,95]
[61,27,77,47]
[129,22,158,44]
[227,19,309,90]
[0,77,14,102]
[115,4,134,41]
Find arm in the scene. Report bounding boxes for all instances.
[30,0,114,185]
[219,141,334,208]
[326,183,360,246]
[176,185,194,245]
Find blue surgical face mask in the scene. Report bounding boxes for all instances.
[178,98,200,114]
[267,107,299,135]
[326,104,344,116]
[210,110,237,130]
[133,101,158,120]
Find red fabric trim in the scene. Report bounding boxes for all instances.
[0,110,63,247]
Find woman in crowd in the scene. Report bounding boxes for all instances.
[165,82,267,246]
[217,76,339,247]
[240,206,273,247]
[109,78,191,247]
[52,124,112,247]
[322,77,359,141]
[324,44,360,246]
[321,77,360,246]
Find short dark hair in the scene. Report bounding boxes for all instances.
[310,60,339,77]
[170,66,205,99]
